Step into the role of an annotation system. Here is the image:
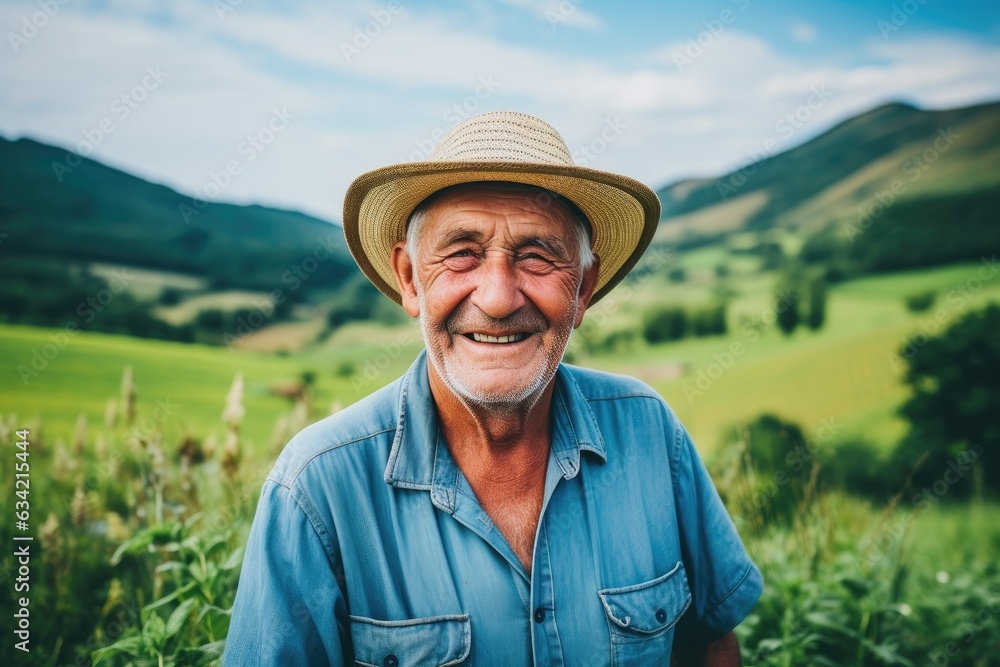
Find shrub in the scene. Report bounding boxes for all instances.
[758,242,785,270]
[158,287,183,306]
[806,275,827,330]
[334,361,356,378]
[714,414,812,524]
[642,307,687,343]
[592,329,639,354]
[195,309,226,334]
[894,304,1000,495]
[904,290,936,312]
[326,276,381,330]
[776,283,800,335]
[691,302,727,337]
[821,439,897,499]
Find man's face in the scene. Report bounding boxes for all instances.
[392,184,599,409]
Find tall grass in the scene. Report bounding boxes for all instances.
[1,367,997,666]
[715,437,1000,666]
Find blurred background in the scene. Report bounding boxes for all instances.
[1,0,999,665]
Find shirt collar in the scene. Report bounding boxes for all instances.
[383,350,607,505]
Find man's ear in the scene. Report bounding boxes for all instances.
[574,253,600,328]
[390,242,420,318]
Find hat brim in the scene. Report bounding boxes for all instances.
[343,161,661,306]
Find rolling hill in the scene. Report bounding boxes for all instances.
[0,136,357,291]
[3,97,997,296]
[655,99,1000,261]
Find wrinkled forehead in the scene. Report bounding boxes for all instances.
[415,182,585,239]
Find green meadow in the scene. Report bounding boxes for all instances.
[614,259,1000,452]
[2,257,998,666]
[5,259,996,459]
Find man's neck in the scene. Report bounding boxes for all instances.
[427,362,554,573]
[426,361,554,491]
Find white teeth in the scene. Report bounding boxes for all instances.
[471,333,525,344]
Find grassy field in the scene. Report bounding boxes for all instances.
[89,263,208,301]
[151,290,271,325]
[0,317,426,458]
[3,260,997,462]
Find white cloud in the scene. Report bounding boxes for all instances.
[791,21,817,43]
[492,0,604,31]
[0,1,355,220]
[1,0,998,222]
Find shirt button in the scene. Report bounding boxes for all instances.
[655,609,667,623]
[534,608,545,623]
[383,654,398,667]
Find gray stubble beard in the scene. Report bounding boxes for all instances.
[415,280,577,417]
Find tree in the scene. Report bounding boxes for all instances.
[710,302,727,335]
[158,287,183,306]
[592,329,638,355]
[737,414,809,521]
[691,308,714,337]
[776,282,800,335]
[326,277,379,330]
[806,275,827,330]
[894,304,1000,495]
[904,290,936,313]
[642,307,687,343]
[759,242,785,270]
[691,303,727,337]
[0,292,28,321]
[196,309,226,334]
[743,414,806,475]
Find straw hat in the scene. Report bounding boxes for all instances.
[343,111,661,305]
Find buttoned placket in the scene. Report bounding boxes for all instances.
[428,428,578,666]
[526,445,574,667]
[384,353,608,665]
[428,387,602,664]
[527,382,603,667]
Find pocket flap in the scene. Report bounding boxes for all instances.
[349,614,471,667]
[598,561,692,634]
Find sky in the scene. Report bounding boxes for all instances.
[2,0,999,223]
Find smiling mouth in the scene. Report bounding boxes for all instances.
[465,332,528,344]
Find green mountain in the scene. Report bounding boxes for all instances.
[0,136,356,291]
[655,99,1000,272]
[3,97,997,296]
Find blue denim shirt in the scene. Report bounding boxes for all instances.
[224,350,763,666]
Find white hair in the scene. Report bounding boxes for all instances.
[404,185,595,270]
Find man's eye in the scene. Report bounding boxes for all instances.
[518,253,551,264]
[444,250,479,269]
[447,249,479,262]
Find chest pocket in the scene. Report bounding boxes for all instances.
[349,614,471,667]
[598,561,691,666]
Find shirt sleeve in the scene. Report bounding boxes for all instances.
[224,479,347,666]
[668,407,764,643]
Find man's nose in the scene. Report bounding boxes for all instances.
[470,252,526,320]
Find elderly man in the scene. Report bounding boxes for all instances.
[225,112,762,666]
